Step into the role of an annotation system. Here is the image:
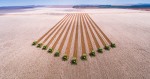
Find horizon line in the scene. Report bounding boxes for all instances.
[1,3,150,7]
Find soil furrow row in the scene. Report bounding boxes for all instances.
[46,14,72,48]
[79,14,88,60]
[86,14,112,44]
[84,14,107,47]
[71,14,79,64]
[57,14,75,54]
[83,14,101,49]
[82,13,95,56]
[63,14,77,60]
[35,14,69,44]
[49,14,74,53]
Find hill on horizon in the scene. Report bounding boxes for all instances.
[0,3,150,10]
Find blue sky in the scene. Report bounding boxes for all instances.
[0,0,150,6]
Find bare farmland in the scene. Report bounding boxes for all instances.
[0,8,150,79]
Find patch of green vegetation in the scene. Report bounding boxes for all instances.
[32,41,37,46]
[110,43,116,48]
[48,48,53,53]
[37,43,42,48]
[81,53,87,60]
[104,45,110,50]
[71,57,77,65]
[62,54,68,61]
[89,50,95,57]
[54,50,60,57]
[97,48,103,53]
[42,45,47,50]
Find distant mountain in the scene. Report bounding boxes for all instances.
[0,5,74,10]
[73,4,150,8]
[44,5,73,8]
[1,4,150,9]
[0,5,44,10]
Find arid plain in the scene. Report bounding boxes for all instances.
[0,8,150,79]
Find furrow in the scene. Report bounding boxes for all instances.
[41,14,70,44]
[83,13,100,49]
[46,14,72,47]
[73,14,79,58]
[84,14,107,46]
[86,14,112,44]
[80,14,86,54]
[82,14,94,52]
[50,14,74,50]
[57,14,75,53]
[36,14,69,44]
[64,14,77,57]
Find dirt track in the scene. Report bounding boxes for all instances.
[0,8,150,79]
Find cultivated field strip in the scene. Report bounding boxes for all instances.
[36,14,69,45]
[32,13,116,64]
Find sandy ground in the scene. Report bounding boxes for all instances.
[132,8,150,11]
[0,8,150,79]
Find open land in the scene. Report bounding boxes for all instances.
[0,8,150,79]
[132,8,150,11]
